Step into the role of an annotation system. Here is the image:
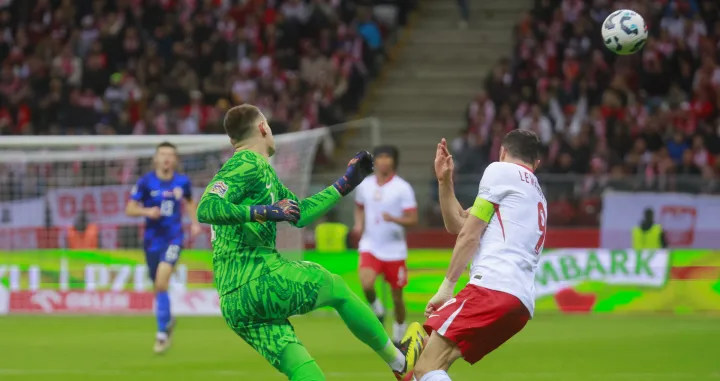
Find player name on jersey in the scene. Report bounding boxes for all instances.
[469,162,547,317]
[516,169,544,199]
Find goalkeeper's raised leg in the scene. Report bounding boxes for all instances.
[196,104,424,380]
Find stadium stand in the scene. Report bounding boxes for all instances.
[439,0,720,227]
[0,0,412,136]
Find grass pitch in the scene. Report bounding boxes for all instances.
[0,314,717,381]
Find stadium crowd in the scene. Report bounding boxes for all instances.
[445,0,720,226]
[0,0,406,137]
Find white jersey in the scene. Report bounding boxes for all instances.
[468,162,547,316]
[355,174,417,261]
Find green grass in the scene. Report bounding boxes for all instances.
[0,314,718,380]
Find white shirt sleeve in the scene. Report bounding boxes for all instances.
[354,180,365,206]
[477,163,513,204]
[400,183,417,211]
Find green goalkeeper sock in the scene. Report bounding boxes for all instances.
[315,273,405,372]
[278,343,325,381]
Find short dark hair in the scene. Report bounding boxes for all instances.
[224,104,262,142]
[373,145,399,169]
[501,129,541,164]
[156,141,177,151]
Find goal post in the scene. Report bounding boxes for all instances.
[0,118,381,294]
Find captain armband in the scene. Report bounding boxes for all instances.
[469,197,495,222]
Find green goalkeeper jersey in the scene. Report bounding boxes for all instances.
[197,150,341,296]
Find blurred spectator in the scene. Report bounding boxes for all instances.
[231,70,257,105]
[180,90,211,135]
[666,130,689,164]
[356,6,384,74]
[164,61,199,105]
[467,91,495,141]
[282,0,309,23]
[678,149,702,175]
[52,46,82,86]
[301,44,333,86]
[105,73,127,115]
[203,63,230,105]
[519,105,552,144]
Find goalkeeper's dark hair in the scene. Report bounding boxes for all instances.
[156,141,177,151]
[501,129,541,164]
[224,104,262,142]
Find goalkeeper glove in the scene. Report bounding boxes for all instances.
[250,199,300,223]
[333,151,374,196]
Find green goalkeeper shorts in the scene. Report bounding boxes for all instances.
[219,257,332,370]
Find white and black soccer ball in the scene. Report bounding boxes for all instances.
[601,9,648,55]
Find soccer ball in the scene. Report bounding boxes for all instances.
[601,9,648,55]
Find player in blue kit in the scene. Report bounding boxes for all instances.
[125,142,202,354]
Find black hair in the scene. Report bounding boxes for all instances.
[373,145,399,169]
[501,129,541,164]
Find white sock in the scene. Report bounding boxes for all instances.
[383,339,406,372]
[419,370,452,381]
[156,332,168,341]
[372,299,385,317]
[392,321,407,343]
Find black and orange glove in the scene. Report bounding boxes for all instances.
[333,151,374,196]
[250,199,300,223]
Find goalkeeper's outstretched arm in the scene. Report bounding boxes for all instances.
[198,151,373,226]
[280,150,375,228]
[197,159,298,225]
[197,191,254,225]
[197,184,301,225]
[279,185,342,228]
[199,180,341,227]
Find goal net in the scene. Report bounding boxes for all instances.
[0,118,380,294]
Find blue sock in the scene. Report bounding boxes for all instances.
[156,291,171,333]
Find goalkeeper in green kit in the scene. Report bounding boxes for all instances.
[197,104,424,381]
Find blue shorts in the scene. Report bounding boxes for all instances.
[145,244,182,281]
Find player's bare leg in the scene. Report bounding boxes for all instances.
[391,288,407,345]
[315,273,423,380]
[412,331,462,381]
[359,267,385,322]
[153,261,175,354]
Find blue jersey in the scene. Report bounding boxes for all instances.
[130,171,192,252]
